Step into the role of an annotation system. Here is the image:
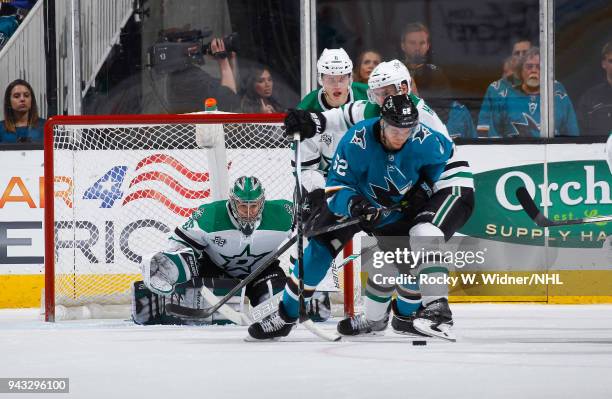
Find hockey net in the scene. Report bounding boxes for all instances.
[44,113,362,321]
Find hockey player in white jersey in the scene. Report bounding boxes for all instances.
[298,48,369,111]
[278,61,475,340]
[133,176,292,325]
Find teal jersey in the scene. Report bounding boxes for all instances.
[485,81,579,137]
[327,117,453,226]
[447,101,477,139]
[477,76,519,134]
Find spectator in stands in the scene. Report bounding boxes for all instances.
[399,23,474,138]
[240,66,285,113]
[501,56,514,79]
[353,50,381,83]
[478,39,532,135]
[578,41,612,136]
[0,79,45,143]
[0,4,19,52]
[166,37,240,113]
[485,47,579,138]
[400,22,452,120]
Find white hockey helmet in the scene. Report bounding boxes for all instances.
[367,60,412,103]
[317,48,353,85]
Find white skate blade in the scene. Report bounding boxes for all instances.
[413,318,456,342]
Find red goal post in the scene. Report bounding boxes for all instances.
[43,113,359,321]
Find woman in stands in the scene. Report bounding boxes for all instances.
[353,49,382,83]
[1,79,45,143]
[240,66,285,113]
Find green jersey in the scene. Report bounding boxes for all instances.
[168,200,293,278]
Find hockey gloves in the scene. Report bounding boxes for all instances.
[349,196,381,231]
[284,109,326,140]
[141,248,199,296]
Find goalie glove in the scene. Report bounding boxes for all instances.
[140,248,199,296]
[284,109,326,141]
[349,196,381,231]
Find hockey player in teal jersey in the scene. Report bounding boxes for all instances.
[297,48,369,112]
[248,95,474,341]
[484,47,579,138]
[133,176,292,325]
[273,60,473,339]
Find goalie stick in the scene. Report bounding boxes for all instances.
[163,214,371,321]
[166,193,407,325]
[516,187,612,227]
[165,234,297,320]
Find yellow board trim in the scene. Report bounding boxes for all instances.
[2,270,612,308]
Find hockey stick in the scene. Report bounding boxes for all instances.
[516,187,612,227]
[293,132,342,342]
[199,285,251,325]
[165,234,297,319]
[305,200,408,238]
[163,217,372,321]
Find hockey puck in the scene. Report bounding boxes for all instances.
[412,340,427,346]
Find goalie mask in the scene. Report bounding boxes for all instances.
[367,60,412,105]
[228,176,265,236]
[317,48,353,86]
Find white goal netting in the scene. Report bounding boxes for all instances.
[45,113,362,320]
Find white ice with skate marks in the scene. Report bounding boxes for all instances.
[2,304,612,399]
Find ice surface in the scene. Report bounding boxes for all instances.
[1,304,611,399]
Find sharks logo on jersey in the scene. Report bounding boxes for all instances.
[350,127,367,149]
[528,97,538,115]
[412,125,432,144]
[485,81,579,138]
[511,113,540,137]
[369,177,410,207]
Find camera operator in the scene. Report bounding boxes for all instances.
[165,35,240,113]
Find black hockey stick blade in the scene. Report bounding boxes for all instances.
[515,187,548,226]
[165,234,298,319]
[516,186,612,227]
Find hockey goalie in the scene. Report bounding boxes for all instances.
[132,176,292,325]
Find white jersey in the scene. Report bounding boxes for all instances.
[297,95,473,192]
[168,200,293,279]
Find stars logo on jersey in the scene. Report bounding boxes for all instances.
[511,113,540,137]
[220,244,271,278]
[411,125,431,144]
[351,127,367,149]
